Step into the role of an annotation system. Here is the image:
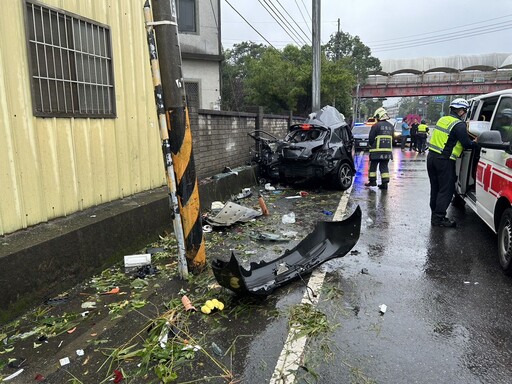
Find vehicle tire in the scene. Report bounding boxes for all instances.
[498,208,512,275]
[335,162,353,191]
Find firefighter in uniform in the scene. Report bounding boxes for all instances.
[416,120,429,153]
[365,107,394,190]
[427,98,478,227]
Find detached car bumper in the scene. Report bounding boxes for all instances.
[211,206,362,295]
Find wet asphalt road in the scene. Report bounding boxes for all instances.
[5,148,512,384]
[241,148,512,384]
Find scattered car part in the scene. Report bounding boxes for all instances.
[211,205,361,295]
[206,202,262,227]
[249,232,294,241]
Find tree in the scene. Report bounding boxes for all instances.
[324,30,381,84]
[221,42,268,111]
[244,45,310,114]
[220,31,379,118]
[243,44,355,116]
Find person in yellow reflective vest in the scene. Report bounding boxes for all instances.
[416,120,429,153]
[365,107,394,190]
[427,98,478,227]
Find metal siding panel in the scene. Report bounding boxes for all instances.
[102,120,121,202]
[1,1,48,233]
[121,0,142,195]
[73,120,94,210]
[89,119,108,204]
[36,118,63,220]
[56,119,80,216]
[0,1,164,235]
[108,0,132,198]
[131,0,150,191]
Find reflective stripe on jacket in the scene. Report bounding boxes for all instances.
[428,116,464,160]
[369,120,394,160]
[418,123,428,133]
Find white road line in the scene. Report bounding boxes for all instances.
[270,154,363,383]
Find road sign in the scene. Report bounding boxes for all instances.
[433,96,447,103]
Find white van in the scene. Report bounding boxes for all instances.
[455,89,512,274]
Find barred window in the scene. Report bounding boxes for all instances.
[25,1,116,118]
[177,0,196,33]
[185,82,200,109]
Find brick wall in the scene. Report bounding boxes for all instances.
[191,109,304,179]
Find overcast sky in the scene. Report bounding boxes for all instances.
[221,0,512,61]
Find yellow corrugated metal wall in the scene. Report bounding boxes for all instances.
[0,0,165,235]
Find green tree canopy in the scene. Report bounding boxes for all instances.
[221,30,379,117]
[324,30,381,83]
[221,42,268,111]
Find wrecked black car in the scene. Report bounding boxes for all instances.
[249,106,355,190]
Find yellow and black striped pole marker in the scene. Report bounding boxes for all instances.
[149,0,206,272]
[143,1,188,278]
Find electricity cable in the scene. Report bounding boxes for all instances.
[259,0,308,46]
[371,23,512,52]
[371,19,512,49]
[224,0,280,50]
[294,0,312,35]
[367,13,512,44]
[223,1,310,78]
[275,0,311,43]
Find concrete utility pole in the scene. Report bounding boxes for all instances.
[149,0,206,272]
[143,1,188,278]
[312,0,321,111]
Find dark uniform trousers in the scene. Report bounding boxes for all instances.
[368,160,389,184]
[426,151,456,218]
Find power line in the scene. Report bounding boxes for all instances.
[223,0,310,76]
[223,0,280,50]
[367,13,512,44]
[371,23,512,52]
[371,19,512,49]
[258,0,308,46]
[299,0,312,21]
[294,0,311,35]
[275,0,311,43]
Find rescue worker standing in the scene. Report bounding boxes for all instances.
[427,98,478,227]
[416,120,429,153]
[365,107,394,190]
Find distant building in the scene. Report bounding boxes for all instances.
[178,0,222,110]
[385,103,400,119]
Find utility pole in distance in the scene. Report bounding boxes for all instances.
[312,0,321,111]
[150,0,206,272]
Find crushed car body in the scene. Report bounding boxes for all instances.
[249,105,355,190]
[211,205,361,295]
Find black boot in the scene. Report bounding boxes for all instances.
[431,215,456,227]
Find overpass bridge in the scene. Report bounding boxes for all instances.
[358,53,512,98]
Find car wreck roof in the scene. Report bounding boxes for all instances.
[305,105,346,129]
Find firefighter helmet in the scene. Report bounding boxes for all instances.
[374,107,389,120]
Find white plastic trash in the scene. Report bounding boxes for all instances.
[211,201,224,210]
[379,304,387,314]
[282,212,296,224]
[124,254,151,269]
[59,357,70,366]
